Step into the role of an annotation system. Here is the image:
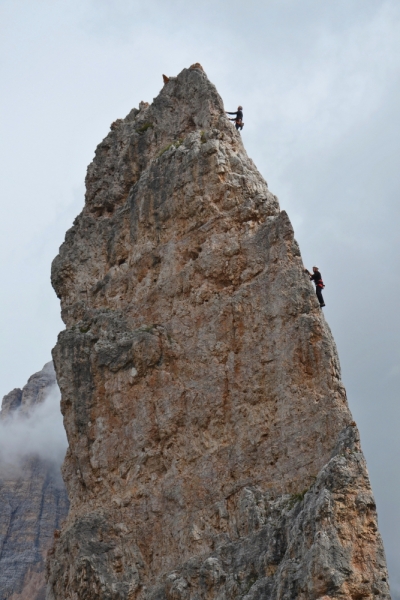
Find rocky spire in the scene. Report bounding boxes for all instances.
[47,65,390,599]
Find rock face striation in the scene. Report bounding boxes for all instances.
[0,363,69,600]
[48,65,390,599]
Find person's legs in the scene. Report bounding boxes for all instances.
[316,286,325,306]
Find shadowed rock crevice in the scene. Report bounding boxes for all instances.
[47,65,390,599]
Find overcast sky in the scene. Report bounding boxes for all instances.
[1,0,399,593]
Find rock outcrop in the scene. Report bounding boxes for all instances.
[47,65,390,599]
[0,363,69,600]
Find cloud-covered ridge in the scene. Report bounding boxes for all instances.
[0,373,67,468]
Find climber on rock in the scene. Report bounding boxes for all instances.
[305,266,325,308]
[226,106,244,131]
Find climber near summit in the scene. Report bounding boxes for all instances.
[305,266,326,308]
[226,106,244,131]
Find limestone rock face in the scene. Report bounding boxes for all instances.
[48,66,390,599]
[0,363,69,600]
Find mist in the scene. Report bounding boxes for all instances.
[0,384,67,469]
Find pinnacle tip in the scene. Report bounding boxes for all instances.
[189,62,204,71]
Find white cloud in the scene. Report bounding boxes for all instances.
[0,384,67,468]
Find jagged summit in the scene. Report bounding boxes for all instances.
[79,65,244,219]
[0,361,56,420]
[48,66,390,599]
[127,63,227,144]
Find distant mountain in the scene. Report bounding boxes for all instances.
[0,362,69,600]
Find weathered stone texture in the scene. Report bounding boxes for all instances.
[0,364,69,600]
[47,65,390,599]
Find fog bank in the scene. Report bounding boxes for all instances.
[0,384,67,468]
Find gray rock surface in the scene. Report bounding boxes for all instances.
[0,363,69,600]
[0,361,56,421]
[47,64,390,599]
[0,390,22,420]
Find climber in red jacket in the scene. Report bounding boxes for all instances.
[305,266,325,307]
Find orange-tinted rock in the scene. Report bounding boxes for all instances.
[47,66,390,599]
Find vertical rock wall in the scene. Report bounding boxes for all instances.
[47,65,390,599]
[0,364,69,600]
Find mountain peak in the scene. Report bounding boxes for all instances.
[49,68,390,599]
